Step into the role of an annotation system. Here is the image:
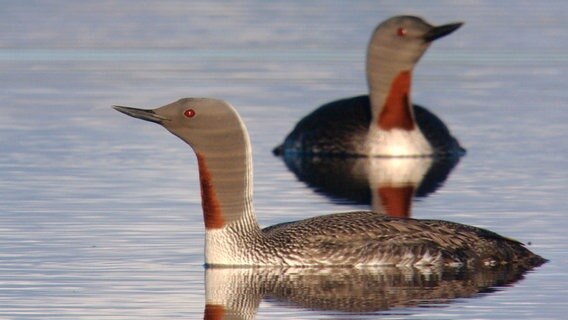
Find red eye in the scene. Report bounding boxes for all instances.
[397,27,407,37]
[183,109,196,118]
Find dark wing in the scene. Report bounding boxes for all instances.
[273,95,371,156]
[264,211,545,267]
[274,95,464,157]
[414,104,465,156]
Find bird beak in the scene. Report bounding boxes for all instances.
[423,22,463,42]
[112,105,170,124]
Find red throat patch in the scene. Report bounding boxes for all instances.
[378,71,415,130]
[377,185,415,218]
[196,153,225,229]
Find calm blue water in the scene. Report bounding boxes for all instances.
[1,1,567,319]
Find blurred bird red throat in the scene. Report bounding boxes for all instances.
[378,70,414,131]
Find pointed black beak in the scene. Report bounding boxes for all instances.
[423,22,463,42]
[112,105,169,124]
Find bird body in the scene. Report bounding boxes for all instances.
[275,95,463,156]
[113,98,545,268]
[218,211,540,267]
[274,16,465,157]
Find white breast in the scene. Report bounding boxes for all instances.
[367,128,433,157]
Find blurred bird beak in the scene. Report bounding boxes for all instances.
[423,22,463,42]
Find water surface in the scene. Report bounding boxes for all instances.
[1,1,567,319]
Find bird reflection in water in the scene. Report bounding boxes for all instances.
[204,264,532,319]
[279,154,460,218]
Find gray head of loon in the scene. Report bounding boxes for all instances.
[367,16,463,82]
[113,98,249,157]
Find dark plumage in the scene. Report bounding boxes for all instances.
[273,95,465,157]
[263,211,546,268]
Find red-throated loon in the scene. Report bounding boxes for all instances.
[274,16,465,157]
[113,98,544,267]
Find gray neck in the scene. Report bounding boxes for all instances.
[187,112,271,266]
[189,119,260,233]
[365,27,432,127]
[366,41,414,123]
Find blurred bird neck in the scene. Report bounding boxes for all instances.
[366,61,433,156]
[368,70,415,131]
[366,37,418,132]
